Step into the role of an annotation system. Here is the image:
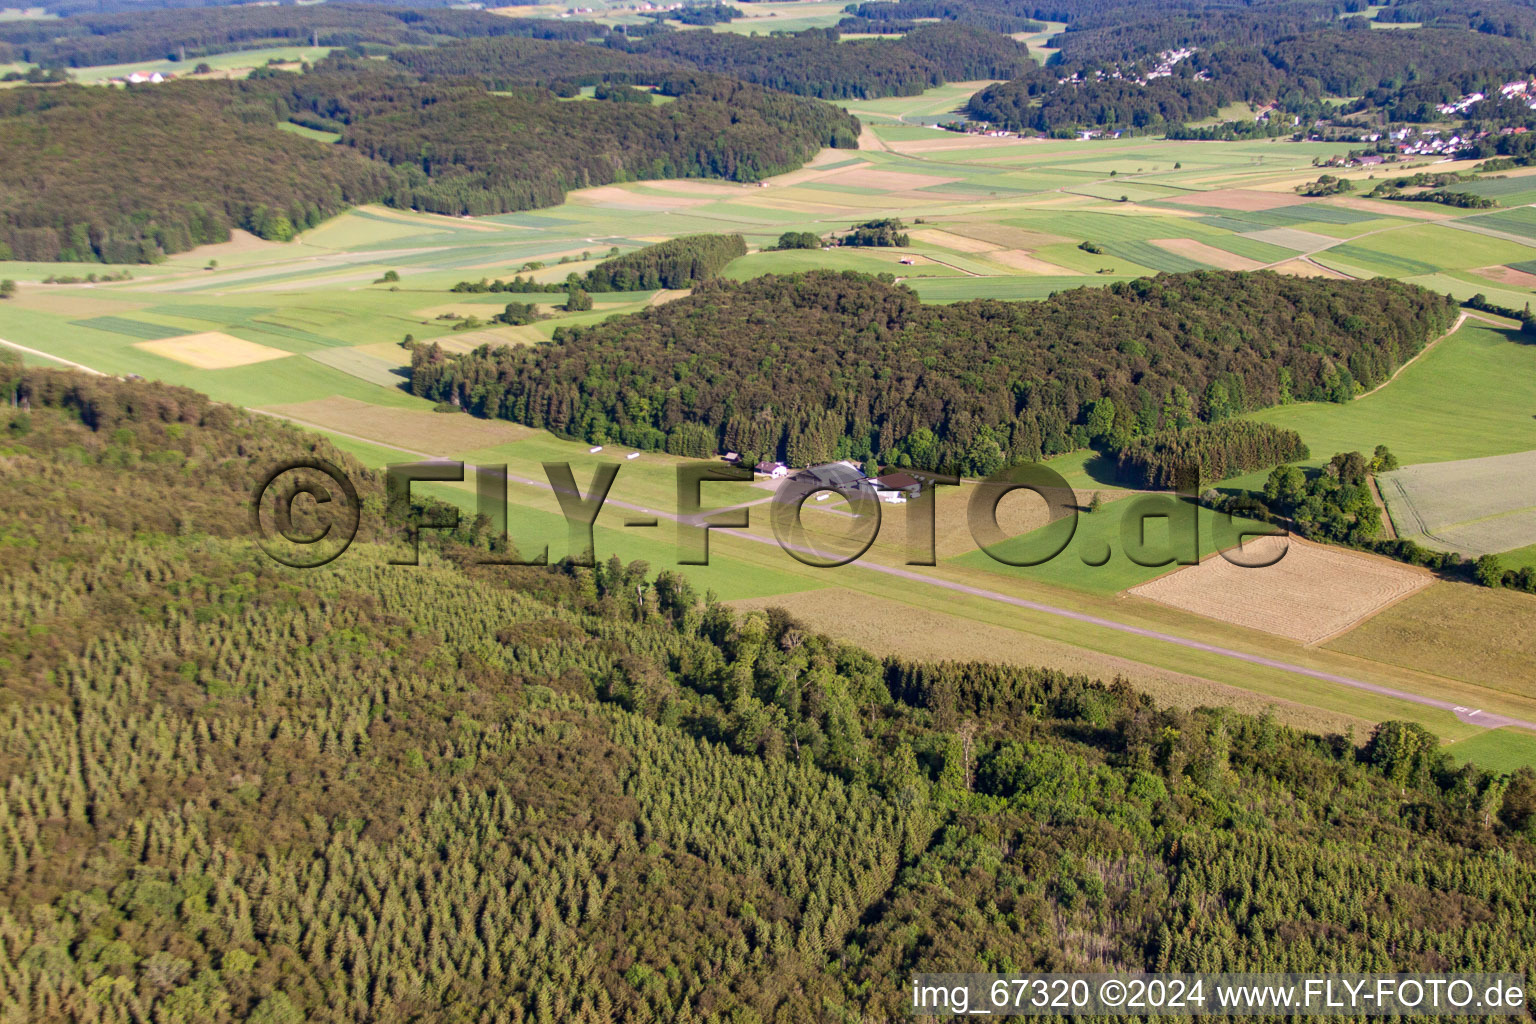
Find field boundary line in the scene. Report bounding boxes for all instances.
[1367,475,1397,540]
[1358,311,1469,399]
[0,337,106,375]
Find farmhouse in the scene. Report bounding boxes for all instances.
[755,460,788,479]
[873,472,922,503]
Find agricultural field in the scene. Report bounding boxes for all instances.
[1379,450,1536,557]
[1248,319,1536,467]
[6,89,1536,766]
[1326,583,1536,701]
[1127,535,1433,644]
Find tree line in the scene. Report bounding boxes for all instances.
[1114,420,1310,489]
[581,234,746,291]
[406,269,1458,475]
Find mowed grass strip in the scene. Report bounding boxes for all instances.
[1443,729,1536,773]
[947,497,1275,596]
[69,316,186,340]
[303,347,410,388]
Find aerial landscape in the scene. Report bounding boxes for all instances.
[2,0,1536,1019]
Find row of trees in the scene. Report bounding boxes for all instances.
[1,363,1533,1023]
[581,234,747,291]
[407,269,1457,473]
[1114,420,1309,489]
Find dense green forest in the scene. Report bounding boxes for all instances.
[629,25,1032,100]
[840,0,1046,35]
[581,234,746,291]
[1114,420,1309,489]
[385,35,694,91]
[0,4,600,68]
[407,270,1457,474]
[0,82,395,262]
[2,360,1534,1023]
[0,57,857,261]
[387,25,1030,102]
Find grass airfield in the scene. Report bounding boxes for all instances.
[4,108,1536,766]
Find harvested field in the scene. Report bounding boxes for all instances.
[1241,226,1339,251]
[1165,188,1311,211]
[947,223,1074,248]
[988,249,1082,274]
[172,228,284,260]
[134,332,291,370]
[1326,583,1536,698]
[14,291,144,316]
[888,135,1026,153]
[1472,264,1536,290]
[648,288,692,306]
[645,180,754,197]
[1271,258,1351,278]
[567,186,712,210]
[728,588,1372,735]
[1379,450,1536,556]
[426,328,536,353]
[1150,238,1263,270]
[816,167,960,191]
[1127,535,1433,644]
[1329,196,1455,221]
[909,228,1000,253]
[263,395,533,453]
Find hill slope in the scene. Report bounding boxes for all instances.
[0,361,1533,1022]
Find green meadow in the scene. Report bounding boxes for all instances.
[1249,321,1536,466]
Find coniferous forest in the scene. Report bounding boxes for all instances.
[1,358,1534,1024]
[408,270,1457,474]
